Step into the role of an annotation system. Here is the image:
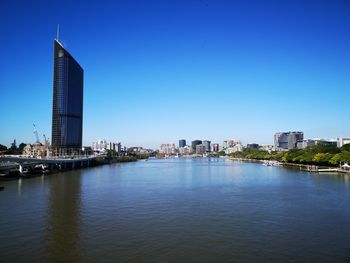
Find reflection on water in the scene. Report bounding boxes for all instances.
[44,171,82,262]
[1,158,350,262]
[17,178,22,197]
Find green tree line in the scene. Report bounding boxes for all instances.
[229,144,350,166]
[0,143,26,154]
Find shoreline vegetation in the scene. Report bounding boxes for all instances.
[103,153,149,164]
[2,144,350,180]
[227,144,350,170]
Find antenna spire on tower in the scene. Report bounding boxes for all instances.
[56,24,60,40]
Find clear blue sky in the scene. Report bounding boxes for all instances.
[0,0,349,148]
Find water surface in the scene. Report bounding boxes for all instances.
[1,158,350,262]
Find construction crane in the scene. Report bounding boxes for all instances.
[33,124,40,144]
[43,134,49,147]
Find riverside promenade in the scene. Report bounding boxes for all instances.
[0,154,97,177]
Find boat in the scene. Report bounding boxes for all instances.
[0,186,4,191]
[263,161,271,166]
[263,160,282,167]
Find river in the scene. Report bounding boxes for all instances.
[1,158,350,262]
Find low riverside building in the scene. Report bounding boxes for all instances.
[196,144,206,154]
[92,140,122,153]
[260,145,280,153]
[128,147,145,153]
[223,140,241,150]
[297,139,315,149]
[23,143,47,157]
[179,146,192,155]
[159,144,176,154]
[247,143,259,149]
[313,138,337,147]
[225,144,243,154]
[337,137,350,148]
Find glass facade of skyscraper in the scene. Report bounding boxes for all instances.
[179,139,186,148]
[51,39,84,154]
[191,140,202,151]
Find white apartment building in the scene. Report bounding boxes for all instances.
[179,146,192,155]
[92,140,122,153]
[159,144,176,154]
[337,137,350,148]
[223,140,242,149]
[92,140,108,152]
[225,144,243,154]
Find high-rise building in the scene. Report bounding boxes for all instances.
[51,39,84,155]
[179,139,186,148]
[202,140,211,152]
[107,142,122,152]
[191,140,202,152]
[211,143,220,152]
[274,132,304,150]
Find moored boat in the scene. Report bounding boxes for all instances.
[263,160,282,167]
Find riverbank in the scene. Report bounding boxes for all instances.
[229,157,350,174]
[229,144,350,168]
[0,155,142,181]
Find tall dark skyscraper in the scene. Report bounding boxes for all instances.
[191,140,202,151]
[51,39,84,154]
[179,139,186,148]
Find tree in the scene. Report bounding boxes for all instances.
[0,144,7,152]
[341,144,350,152]
[339,151,350,163]
[312,153,333,164]
[294,152,314,164]
[107,149,117,159]
[7,143,17,154]
[218,151,226,156]
[18,143,26,154]
[330,154,341,165]
[310,144,340,154]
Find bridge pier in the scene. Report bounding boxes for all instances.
[18,163,23,176]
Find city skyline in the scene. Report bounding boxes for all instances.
[1,1,350,149]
